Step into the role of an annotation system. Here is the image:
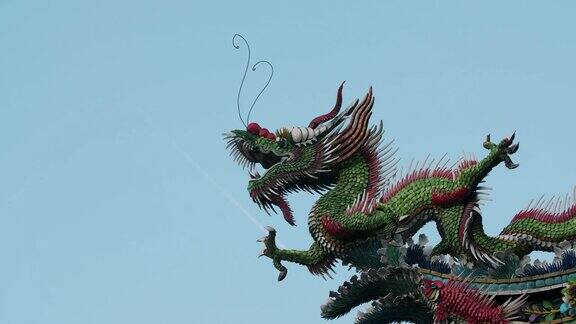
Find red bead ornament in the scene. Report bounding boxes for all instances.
[259,128,270,137]
[247,122,261,135]
[266,133,276,140]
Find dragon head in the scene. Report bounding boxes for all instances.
[422,279,443,302]
[225,83,380,225]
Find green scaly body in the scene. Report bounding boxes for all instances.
[225,84,576,322]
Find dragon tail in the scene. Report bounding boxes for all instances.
[499,191,576,251]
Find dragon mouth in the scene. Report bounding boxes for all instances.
[225,134,295,225]
[235,141,283,170]
[225,134,285,173]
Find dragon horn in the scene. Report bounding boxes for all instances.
[308,81,345,129]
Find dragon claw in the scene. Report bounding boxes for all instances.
[277,267,288,281]
[265,225,275,231]
[483,133,520,170]
[483,134,492,149]
[257,227,288,280]
[507,142,519,154]
[505,161,519,169]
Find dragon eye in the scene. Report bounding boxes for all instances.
[277,137,289,148]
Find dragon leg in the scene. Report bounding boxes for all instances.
[428,134,522,263]
[382,134,521,263]
[434,133,576,263]
[430,239,451,257]
[320,205,399,238]
[258,226,335,281]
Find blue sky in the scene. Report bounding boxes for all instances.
[1,1,576,323]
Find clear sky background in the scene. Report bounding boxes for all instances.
[1,1,576,323]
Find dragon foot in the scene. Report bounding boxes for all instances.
[257,226,288,281]
[483,132,520,169]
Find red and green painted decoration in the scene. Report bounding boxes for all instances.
[225,83,576,323]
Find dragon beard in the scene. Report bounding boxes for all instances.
[250,190,294,225]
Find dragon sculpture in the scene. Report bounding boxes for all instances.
[224,83,576,323]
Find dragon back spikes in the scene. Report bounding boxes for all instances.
[498,189,576,251]
[328,87,375,164]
